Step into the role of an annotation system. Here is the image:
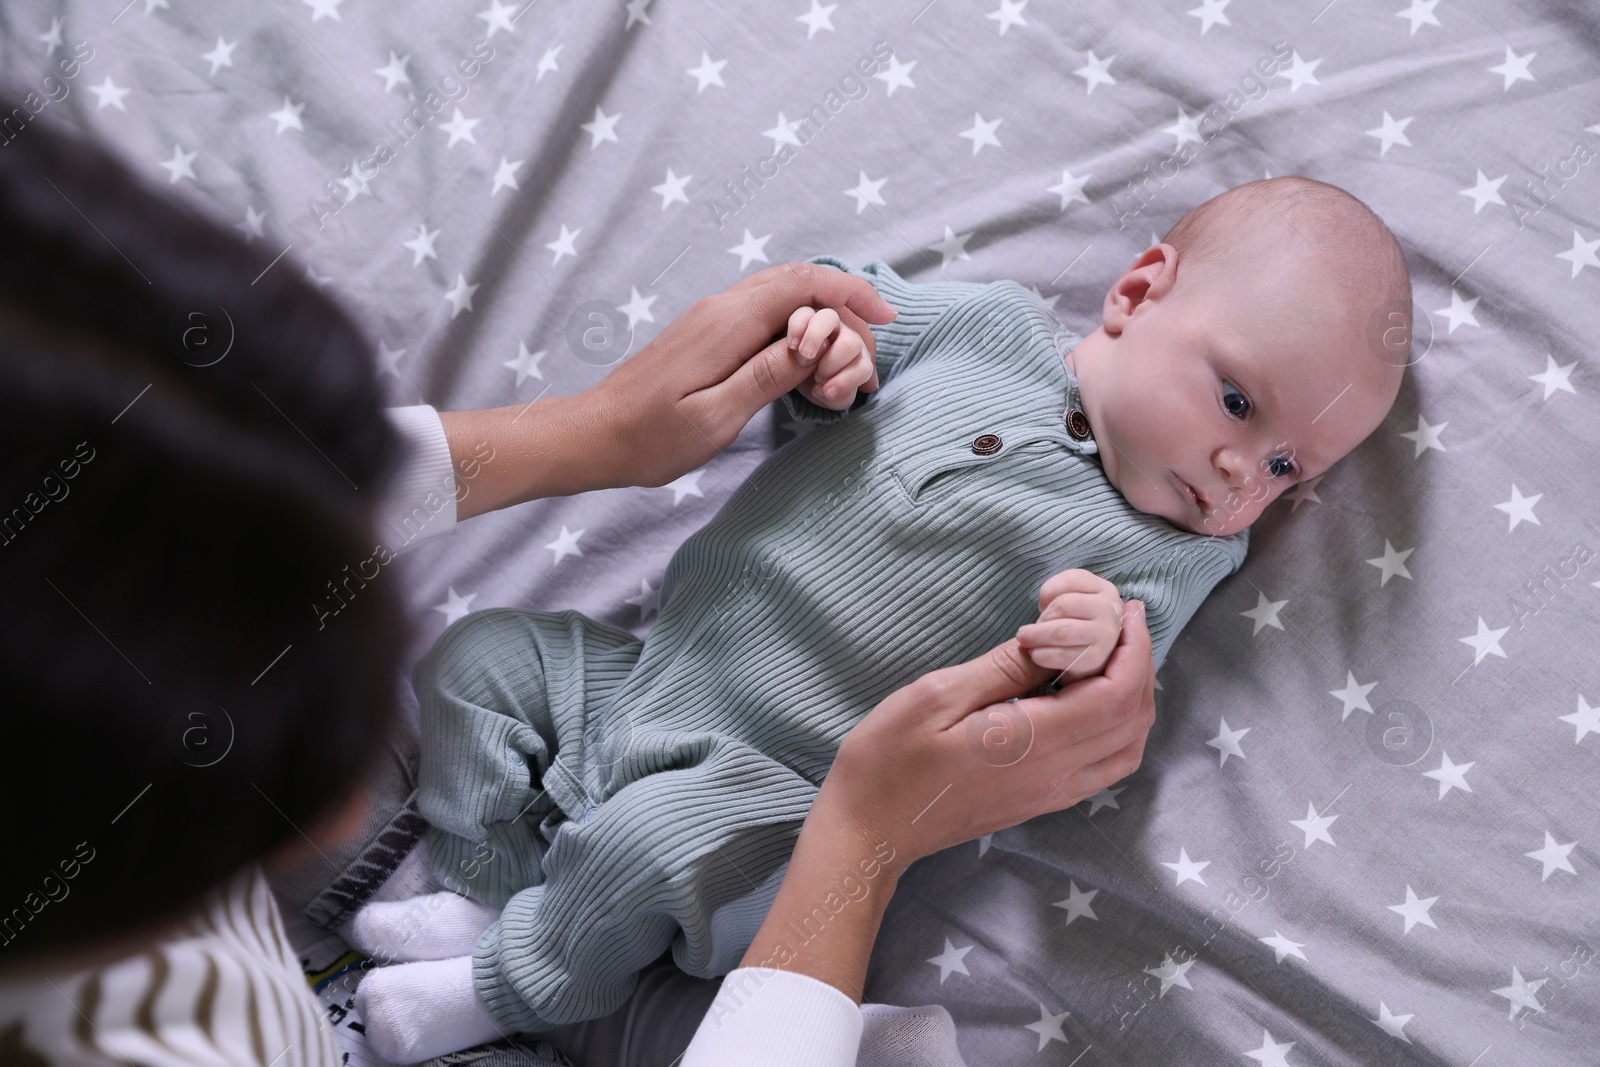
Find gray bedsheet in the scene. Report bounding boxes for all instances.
[6,0,1596,1063]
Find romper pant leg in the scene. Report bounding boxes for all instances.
[412,608,643,908]
[471,738,817,1030]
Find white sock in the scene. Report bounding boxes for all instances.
[348,891,501,963]
[355,955,505,1063]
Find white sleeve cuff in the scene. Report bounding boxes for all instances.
[681,968,863,1067]
[376,405,458,555]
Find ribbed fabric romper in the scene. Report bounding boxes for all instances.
[412,256,1251,1029]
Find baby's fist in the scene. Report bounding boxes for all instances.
[788,306,879,411]
[1017,569,1126,682]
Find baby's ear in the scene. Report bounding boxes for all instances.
[1103,243,1178,334]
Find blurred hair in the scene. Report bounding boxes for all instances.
[0,117,405,959]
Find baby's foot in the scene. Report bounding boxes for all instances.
[349,891,500,963]
[355,955,504,1063]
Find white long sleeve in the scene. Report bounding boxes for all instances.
[378,404,458,555]
[681,968,863,1066]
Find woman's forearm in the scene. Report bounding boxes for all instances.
[441,396,626,520]
[737,792,903,1003]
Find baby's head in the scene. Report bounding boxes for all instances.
[1069,176,1410,537]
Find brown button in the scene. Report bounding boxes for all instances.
[971,433,1002,456]
[1066,409,1091,440]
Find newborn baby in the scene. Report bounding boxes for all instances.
[351,177,1410,1059]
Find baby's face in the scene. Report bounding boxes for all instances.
[1070,244,1400,538]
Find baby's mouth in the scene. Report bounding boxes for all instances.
[1175,474,1208,513]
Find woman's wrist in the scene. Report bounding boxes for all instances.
[441,392,626,519]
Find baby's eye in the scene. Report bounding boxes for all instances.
[1267,454,1296,478]
[1221,380,1250,419]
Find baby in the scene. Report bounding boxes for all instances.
[351,176,1410,1059]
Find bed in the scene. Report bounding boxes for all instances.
[7,0,1596,1062]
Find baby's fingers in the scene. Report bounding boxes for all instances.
[797,307,841,364]
[786,307,816,350]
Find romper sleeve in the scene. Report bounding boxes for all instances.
[680,967,863,1066]
[375,404,459,555]
[780,255,982,425]
[1105,528,1250,673]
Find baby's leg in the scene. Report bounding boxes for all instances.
[411,607,644,906]
[471,738,817,1031]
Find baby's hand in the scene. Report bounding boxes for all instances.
[1017,569,1126,683]
[787,305,880,411]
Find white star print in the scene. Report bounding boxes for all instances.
[143,0,170,14]
[926,938,973,983]
[1277,52,1322,92]
[439,108,480,148]
[1162,847,1209,886]
[624,578,660,623]
[1528,354,1578,399]
[618,287,657,329]
[1027,285,1059,308]
[874,53,917,96]
[624,0,652,29]
[1366,541,1414,586]
[90,76,131,111]
[338,158,375,201]
[1260,932,1307,964]
[1240,592,1287,635]
[844,171,888,215]
[1328,671,1377,719]
[545,525,586,565]
[491,157,523,195]
[159,144,198,183]
[1372,1001,1415,1042]
[651,167,692,209]
[958,113,1003,155]
[402,224,440,266]
[664,470,705,506]
[1164,107,1205,147]
[434,586,477,626]
[38,17,64,57]
[977,834,993,858]
[763,112,804,149]
[504,342,546,386]
[1085,785,1124,815]
[1421,751,1474,799]
[1558,694,1600,743]
[580,106,622,148]
[201,37,237,76]
[1400,414,1448,457]
[268,97,305,134]
[1045,169,1092,211]
[234,206,266,241]
[302,0,343,23]
[1365,111,1413,156]
[304,265,333,289]
[1052,881,1099,925]
[1395,0,1441,34]
[1524,831,1577,880]
[1244,1029,1295,1066]
[1493,484,1542,531]
[1488,46,1536,91]
[1206,717,1249,766]
[376,342,406,378]
[544,223,580,265]
[1492,968,1547,1020]
[1285,475,1322,511]
[795,0,836,39]
[927,225,974,269]
[1388,885,1438,933]
[443,274,478,318]
[1188,0,1231,34]
[1145,953,1195,996]
[728,229,772,270]
[987,0,1028,35]
[1434,288,1480,333]
[1555,230,1600,279]
[374,52,411,93]
[1290,802,1337,849]
[1073,50,1116,94]
[477,0,517,38]
[536,45,563,81]
[1022,1005,1070,1051]
[1458,617,1509,664]
[1459,169,1506,213]
[686,51,727,92]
